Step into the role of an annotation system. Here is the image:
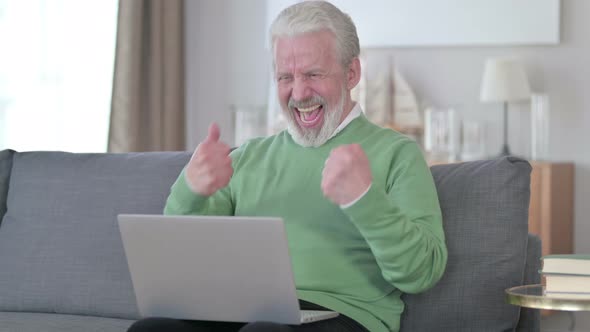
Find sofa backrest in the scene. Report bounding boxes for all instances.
[0,151,191,319]
[401,157,532,331]
[0,150,533,328]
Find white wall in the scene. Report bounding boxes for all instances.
[184,0,269,149]
[185,0,229,148]
[185,0,590,253]
[378,0,590,254]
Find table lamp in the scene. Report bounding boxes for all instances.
[480,58,531,156]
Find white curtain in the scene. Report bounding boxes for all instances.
[0,0,118,152]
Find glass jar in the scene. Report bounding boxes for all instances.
[530,94,550,161]
[460,120,486,161]
[231,104,267,147]
[423,108,459,163]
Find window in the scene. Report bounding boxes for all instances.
[0,0,118,152]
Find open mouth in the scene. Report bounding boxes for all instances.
[295,104,324,128]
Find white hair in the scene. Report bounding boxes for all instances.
[270,1,360,68]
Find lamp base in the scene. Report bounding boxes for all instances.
[497,144,526,160]
[499,143,511,157]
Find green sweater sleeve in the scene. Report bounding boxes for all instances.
[163,169,234,216]
[342,141,447,294]
[163,147,244,216]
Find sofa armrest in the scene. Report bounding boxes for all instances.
[0,149,16,223]
[401,157,532,331]
[516,233,542,332]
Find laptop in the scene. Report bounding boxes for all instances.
[117,214,339,325]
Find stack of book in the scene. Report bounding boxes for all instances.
[541,254,590,297]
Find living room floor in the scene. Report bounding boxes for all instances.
[542,312,590,331]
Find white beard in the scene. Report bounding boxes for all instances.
[283,86,346,148]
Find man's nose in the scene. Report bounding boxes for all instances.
[291,77,312,101]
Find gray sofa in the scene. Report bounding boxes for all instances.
[0,149,540,332]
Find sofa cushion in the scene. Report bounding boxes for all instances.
[0,149,15,223]
[0,151,191,319]
[0,312,134,332]
[400,157,531,331]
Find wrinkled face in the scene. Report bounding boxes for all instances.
[273,30,349,147]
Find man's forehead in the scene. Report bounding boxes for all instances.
[274,31,337,68]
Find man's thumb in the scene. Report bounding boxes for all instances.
[205,123,221,143]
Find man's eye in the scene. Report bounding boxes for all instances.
[278,75,292,82]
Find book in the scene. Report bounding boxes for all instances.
[545,291,590,300]
[543,273,590,294]
[541,254,590,275]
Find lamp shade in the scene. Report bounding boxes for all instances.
[480,58,531,102]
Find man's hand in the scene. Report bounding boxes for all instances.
[321,144,372,206]
[185,123,233,196]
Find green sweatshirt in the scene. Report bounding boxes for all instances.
[164,114,447,332]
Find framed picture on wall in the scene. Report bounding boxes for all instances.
[266,0,560,47]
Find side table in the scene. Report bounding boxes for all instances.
[506,284,590,331]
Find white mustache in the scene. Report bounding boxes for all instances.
[288,96,326,110]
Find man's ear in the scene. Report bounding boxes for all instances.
[346,57,361,90]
